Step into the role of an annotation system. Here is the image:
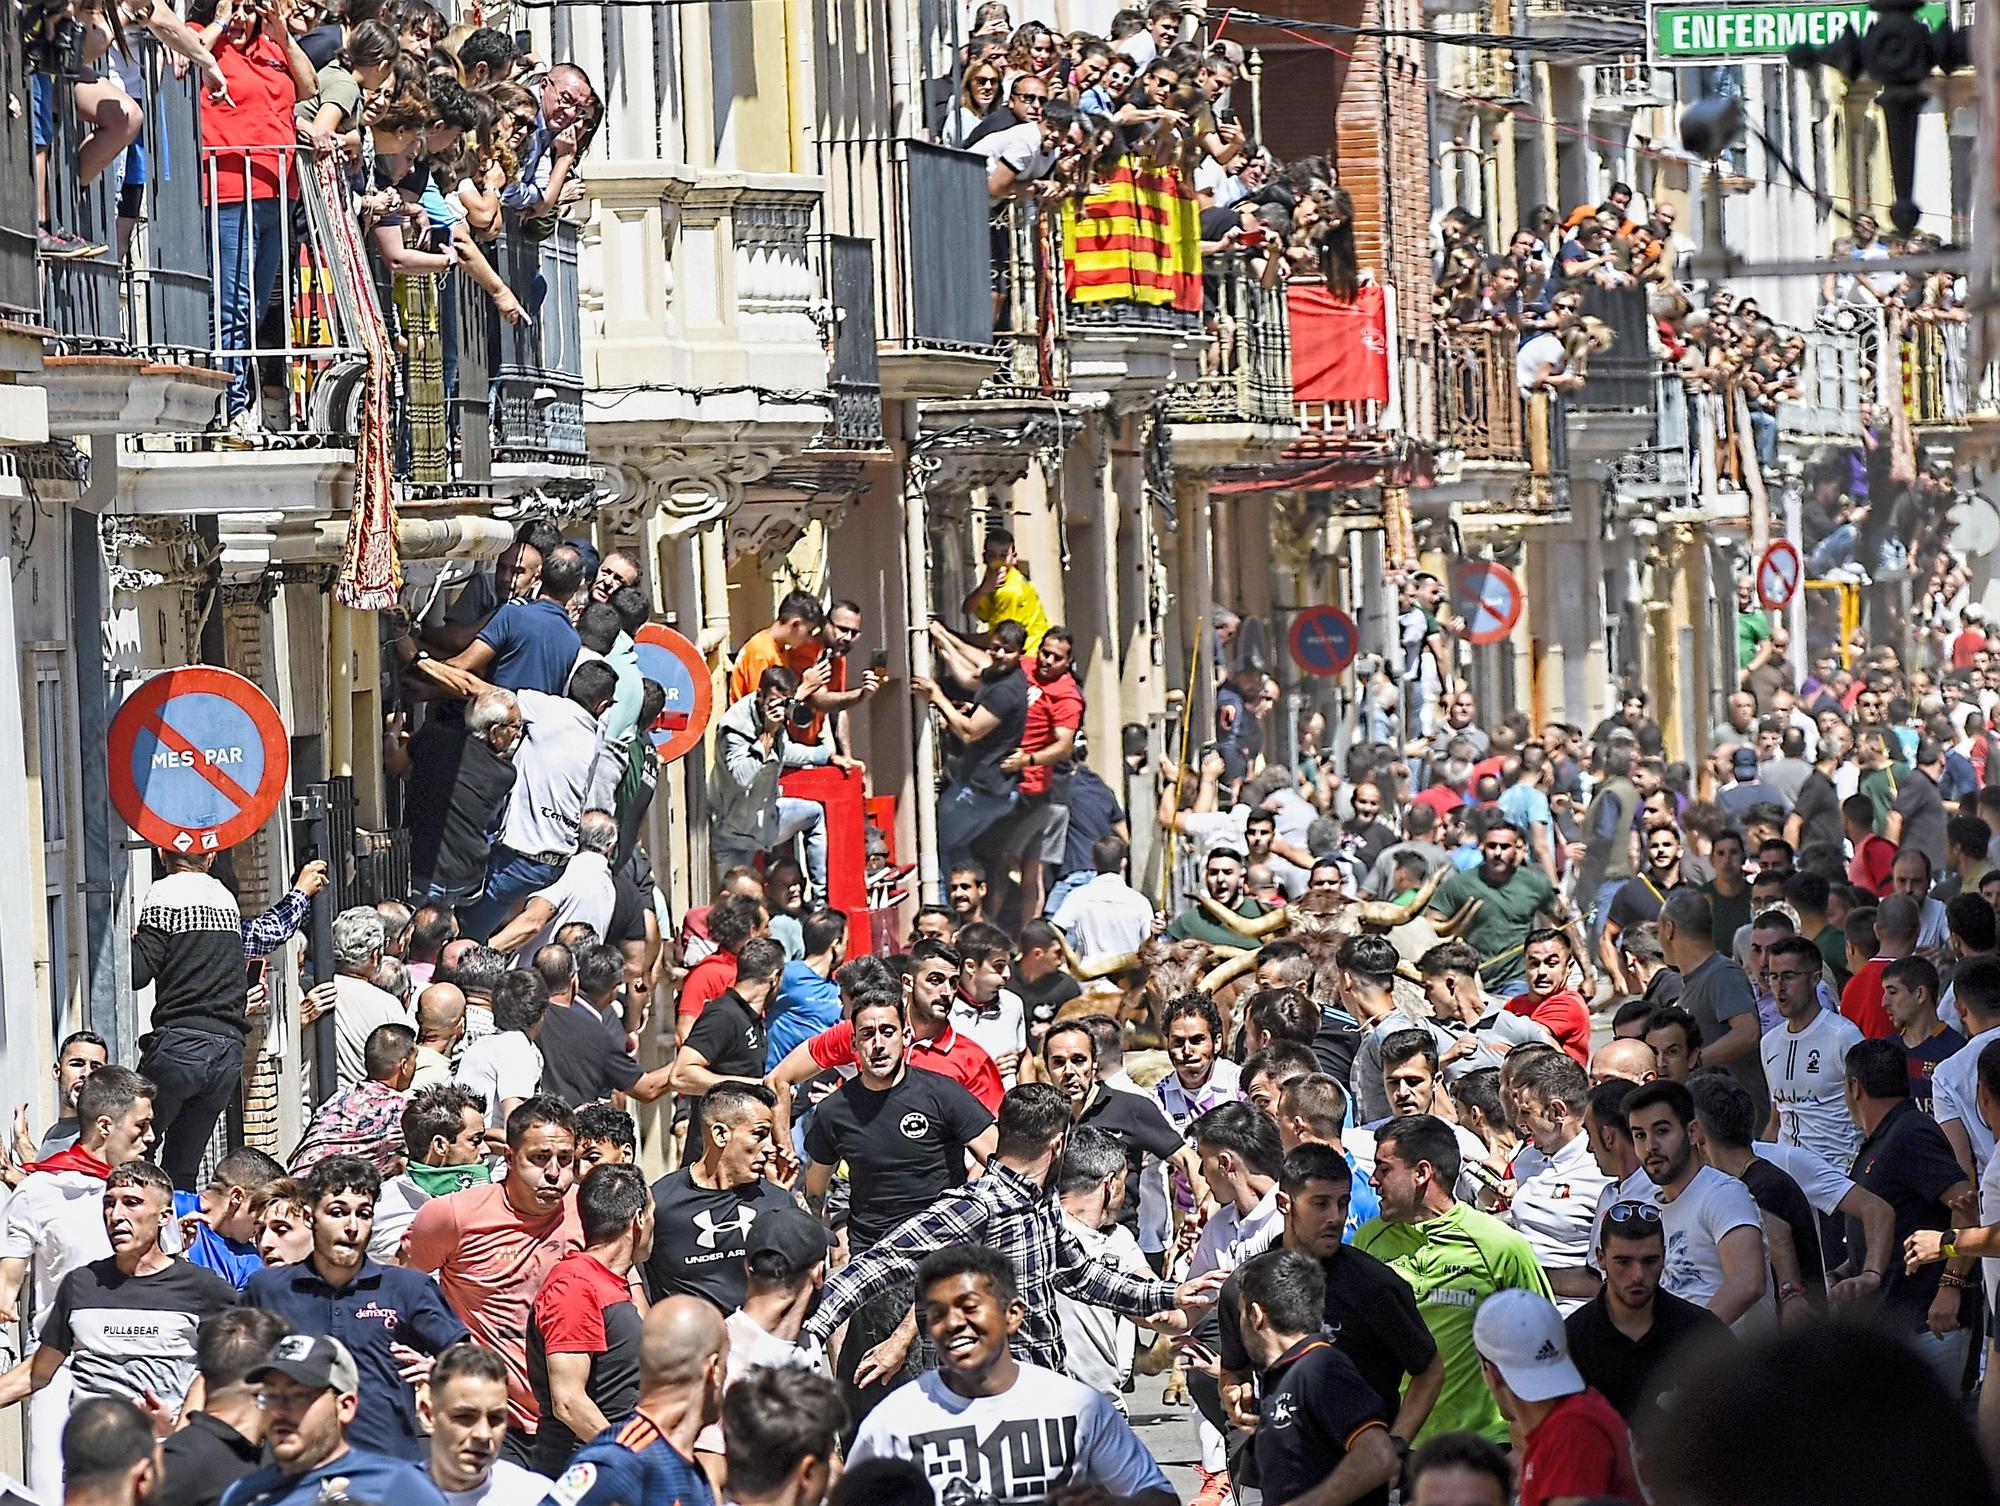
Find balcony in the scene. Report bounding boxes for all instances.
[1590,60,1674,111]
[987,199,1069,401]
[15,38,228,435]
[1436,326,1524,462]
[1166,253,1296,468]
[1521,0,1646,43]
[820,139,1000,402]
[582,167,833,535]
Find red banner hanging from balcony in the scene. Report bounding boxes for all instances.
[1061,159,1202,314]
[1288,283,1390,403]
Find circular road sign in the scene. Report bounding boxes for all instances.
[106,667,290,853]
[1453,561,1524,646]
[632,624,715,765]
[1756,539,1803,610]
[1289,606,1361,678]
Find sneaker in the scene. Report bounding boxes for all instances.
[226,406,263,438]
[1190,1466,1232,1506]
[37,225,105,259]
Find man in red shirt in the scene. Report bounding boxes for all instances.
[1473,1289,1640,1506]
[1839,899,1914,1039]
[529,1162,652,1473]
[765,937,1004,1140]
[1510,929,1593,1064]
[673,890,765,1047]
[1843,794,1898,895]
[996,629,1085,921]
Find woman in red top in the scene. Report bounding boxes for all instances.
[193,0,318,425]
[1508,927,1593,1064]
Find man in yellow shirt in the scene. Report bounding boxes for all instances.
[963,528,1050,653]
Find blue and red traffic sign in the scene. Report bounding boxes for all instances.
[1453,561,1524,646]
[632,624,715,765]
[1289,606,1361,678]
[106,667,290,853]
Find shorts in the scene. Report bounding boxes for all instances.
[997,792,1065,864]
[31,73,54,150]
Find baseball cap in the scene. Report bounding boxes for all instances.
[1472,1289,1584,1403]
[746,1206,835,1278]
[247,1334,361,1397]
[1731,746,1759,778]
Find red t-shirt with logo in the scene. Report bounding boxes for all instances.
[806,1019,1005,1111]
[1019,671,1085,797]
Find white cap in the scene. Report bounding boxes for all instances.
[1472,1289,1584,1403]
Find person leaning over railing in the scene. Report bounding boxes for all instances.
[192,0,319,433]
[293,16,395,159]
[87,0,232,261]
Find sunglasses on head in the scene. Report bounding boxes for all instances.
[1605,1200,1663,1230]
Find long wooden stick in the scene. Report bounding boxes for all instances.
[1160,617,1204,911]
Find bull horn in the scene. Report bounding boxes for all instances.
[1198,893,1291,937]
[1396,960,1424,984]
[1429,897,1483,938]
[1199,949,1261,996]
[1354,865,1448,928]
[1056,931,1140,981]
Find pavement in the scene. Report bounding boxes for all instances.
[1126,1370,1214,1503]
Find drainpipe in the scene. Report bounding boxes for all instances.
[904,415,939,897]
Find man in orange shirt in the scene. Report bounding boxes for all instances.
[727,592,827,706]
[731,595,883,752]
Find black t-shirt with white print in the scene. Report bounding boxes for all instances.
[643,1169,797,1314]
[804,1068,994,1248]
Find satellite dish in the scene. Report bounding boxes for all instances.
[1950,494,2000,558]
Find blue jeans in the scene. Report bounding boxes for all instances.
[1808,524,1856,575]
[1492,979,1531,1000]
[215,196,284,416]
[1589,878,1626,945]
[1044,868,1091,918]
[460,845,563,940]
[1749,409,1776,468]
[137,1026,245,1190]
[935,783,1017,881]
[714,797,829,896]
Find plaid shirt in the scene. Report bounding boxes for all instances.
[243,888,313,958]
[801,1161,1177,1369]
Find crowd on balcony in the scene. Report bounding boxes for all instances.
[29,0,596,443]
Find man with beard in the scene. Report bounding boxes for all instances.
[1427,820,1571,997]
[768,938,1006,1124]
[1041,1021,1207,1241]
[1622,1082,1767,1323]
[644,1083,796,1316]
[1166,845,1270,949]
[1339,780,1399,871]
[914,619,1032,874]
[245,1158,468,1461]
[423,1341,551,1506]
[219,1336,448,1506]
[849,1246,1174,1506]
[403,1098,583,1460]
[12,1030,108,1159]
[803,992,996,1414]
[927,626,1084,922]
[0,1159,235,1417]
[799,1085,1223,1371]
[1599,822,1685,991]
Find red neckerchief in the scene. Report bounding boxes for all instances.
[24,1144,110,1179]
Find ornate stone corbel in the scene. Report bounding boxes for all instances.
[596,443,786,539]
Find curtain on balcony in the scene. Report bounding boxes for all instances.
[1060,159,1201,314]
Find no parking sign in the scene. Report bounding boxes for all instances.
[106,667,290,852]
[1288,606,1360,678]
[631,624,714,765]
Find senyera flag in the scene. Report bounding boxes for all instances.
[1288,283,1390,403]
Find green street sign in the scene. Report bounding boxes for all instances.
[1650,2,1947,64]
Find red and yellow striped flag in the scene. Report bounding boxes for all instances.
[1062,158,1202,313]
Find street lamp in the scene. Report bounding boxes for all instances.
[1786,0,1970,234]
